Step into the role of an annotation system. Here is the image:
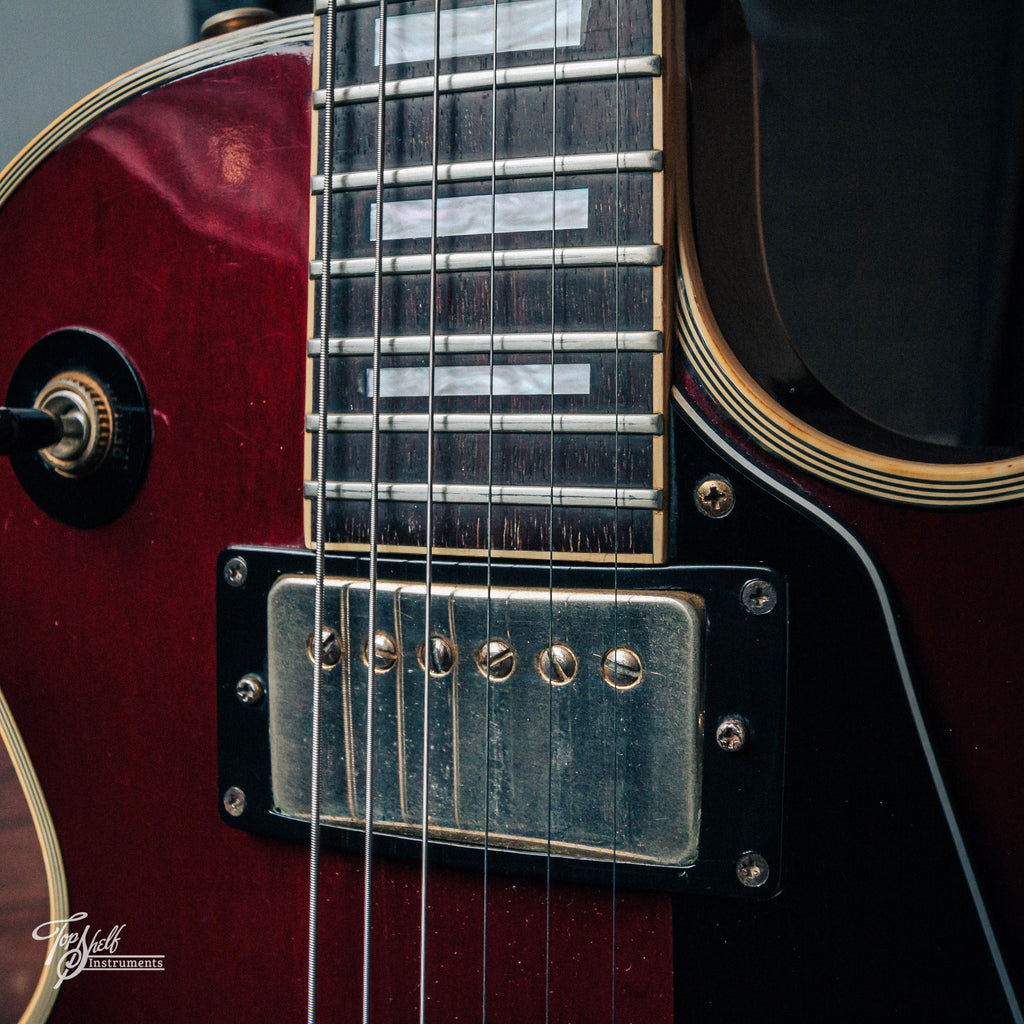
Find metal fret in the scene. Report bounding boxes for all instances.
[312,244,661,278]
[307,330,663,356]
[315,0,393,9]
[305,413,663,434]
[313,55,661,107]
[303,481,664,509]
[313,150,663,193]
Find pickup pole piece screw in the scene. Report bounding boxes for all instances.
[537,643,578,686]
[235,673,265,706]
[601,646,644,688]
[223,786,247,817]
[223,556,248,588]
[309,628,343,667]
[476,639,517,681]
[741,579,777,615]
[417,636,456,677]
[716,716,748,752]
[362,631,398,673]
[736,851,769,888]
[695,476,735,518]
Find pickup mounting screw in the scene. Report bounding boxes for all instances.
[695,476,734,518]
[476,639,516,681]
[716,716,748,752]
[417,636,456,677]
[308,628,343,668]
[223,556,248,588]
[361,632,398,673]
[601,646,644,689]
[537,643,578,686]
[235,673,265,706]
[736,851,770,888]
[223,786,247,817]
[741,579,777,615]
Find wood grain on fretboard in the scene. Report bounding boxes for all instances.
[305,0,667,561]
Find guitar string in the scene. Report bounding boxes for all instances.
[544,1,559,1020]
[481,0,501,1018]
[308,0,339,1020]
[610,0,623,1014]
[418,0,446,1015]
[362,0,391,1018]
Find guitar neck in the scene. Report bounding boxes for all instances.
[304,0,673,561]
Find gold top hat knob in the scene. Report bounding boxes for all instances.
[200,7,278,39]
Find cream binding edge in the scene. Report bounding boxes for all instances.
[0,687,67,1023]
[674,143,1024,507]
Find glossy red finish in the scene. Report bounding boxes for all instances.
[683,371,1024,963]
[0,48,672,1022]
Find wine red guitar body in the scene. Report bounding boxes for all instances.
[0,12,1020,1024]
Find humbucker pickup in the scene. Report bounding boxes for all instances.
[217,548,787,895]
[268,574,703,865]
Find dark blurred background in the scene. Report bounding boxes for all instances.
[741,0,1024,447]
[1,0,1021,447]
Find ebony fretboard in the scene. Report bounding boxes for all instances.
[306,0,666,561]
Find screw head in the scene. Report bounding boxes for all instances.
[361,631,398,673]
[716,716,748,752]
[741,579,777,615]
[223,786,247,817]
[417,636,456,677]
[601,646,644,689]
[695,477,735,518]
[235,673,265,706]
[223,556,248,588]
[475,639,517,681]
[307,628,343,667]
[736,851,770,888]
[537,643,578,686]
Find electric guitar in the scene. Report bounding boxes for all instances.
[0,2,1021,1021]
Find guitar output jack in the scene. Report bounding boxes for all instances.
[4,328,151,527]
[33,370,114,477]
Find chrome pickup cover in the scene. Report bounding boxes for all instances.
[268,576,703,867]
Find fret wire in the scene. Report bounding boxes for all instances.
[314,243,662,276]
[313,55,661,106]
[302,480,663,509]
[308,330,663,355]
[315,0,393,9]
[305,413,663,433]
[312,150,663,192]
